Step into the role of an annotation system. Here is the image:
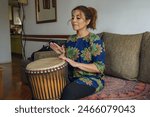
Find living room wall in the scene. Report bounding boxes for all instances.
[23,0,150,59]
[0,0,11,63]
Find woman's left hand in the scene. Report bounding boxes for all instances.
[59,55,100,73]
[59,56,79,68]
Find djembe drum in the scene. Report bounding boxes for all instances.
[26,57,67,100]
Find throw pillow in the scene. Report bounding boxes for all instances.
[102,32,142,80]
[138,32,150,83]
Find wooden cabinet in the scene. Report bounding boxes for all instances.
[11,35,22,55]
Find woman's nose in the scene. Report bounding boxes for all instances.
[72,18,77,22]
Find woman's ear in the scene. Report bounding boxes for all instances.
[86,19,91,25]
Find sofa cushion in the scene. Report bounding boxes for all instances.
[102,32,142,80]
[138,32,150,83]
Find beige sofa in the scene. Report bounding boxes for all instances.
[22,32,150,99]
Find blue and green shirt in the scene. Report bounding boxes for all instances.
[66,32,105,92]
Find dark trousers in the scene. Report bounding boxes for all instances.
[60,82,95,100]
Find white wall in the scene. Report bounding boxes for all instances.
[23,0,150,58]
[0,0,11,63]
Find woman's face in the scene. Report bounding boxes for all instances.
[71,10,90,31]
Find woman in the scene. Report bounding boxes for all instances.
[50,5,105,100]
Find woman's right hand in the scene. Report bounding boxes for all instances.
[50,42,65,55]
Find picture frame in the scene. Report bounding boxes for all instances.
[9,6,13,22]
[35,0,57,23]
[12,7,22,25]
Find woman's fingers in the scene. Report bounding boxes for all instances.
[59,54,66,60]
[61,57,78,68]
[50,42,56,50]
[55,44,66,54]
[50,42,62,54]
[61,45,65,54]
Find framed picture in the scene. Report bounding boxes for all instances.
[35,0,57,23]
[12,7,22,25]
[9,6,13,21]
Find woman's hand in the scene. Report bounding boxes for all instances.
[50,42,65,55]
[59,56,79,68]
[59,56,100,73]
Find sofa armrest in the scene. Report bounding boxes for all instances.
[34,51,59,60]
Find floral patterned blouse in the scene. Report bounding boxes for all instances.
[66,32,105,92]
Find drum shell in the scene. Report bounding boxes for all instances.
[26,60,67,100]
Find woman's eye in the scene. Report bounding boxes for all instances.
[71,17,81,20]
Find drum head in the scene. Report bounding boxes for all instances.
[26,57,65,71]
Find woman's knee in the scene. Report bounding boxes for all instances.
[60,82,95,100]
[61,83,77,100]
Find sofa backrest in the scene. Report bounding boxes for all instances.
[99,32,143,80]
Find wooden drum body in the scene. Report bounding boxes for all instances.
[26,57,67,100]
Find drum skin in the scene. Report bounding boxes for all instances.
[26,57,67,100]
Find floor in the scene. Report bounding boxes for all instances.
[0,54,32,100]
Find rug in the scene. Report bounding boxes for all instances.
[83,76,150,100]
